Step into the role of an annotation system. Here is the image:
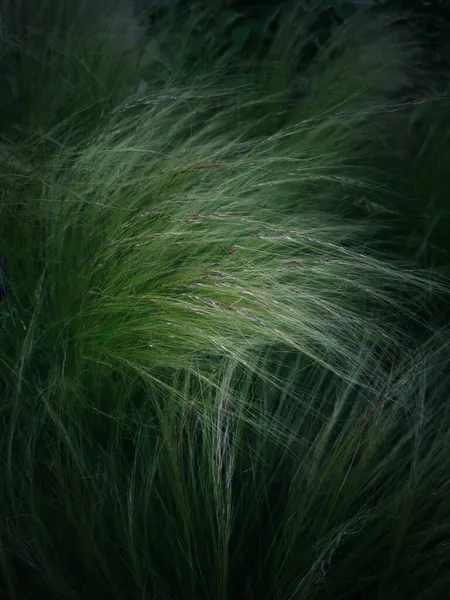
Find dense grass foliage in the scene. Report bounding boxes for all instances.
[2,342,450,600]
[1,1,450,599]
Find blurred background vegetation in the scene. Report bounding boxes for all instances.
[137,0,450,75]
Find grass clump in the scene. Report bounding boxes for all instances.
[1,1,450,599]
[2,340,450,600]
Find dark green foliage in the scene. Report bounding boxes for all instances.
[1,2,450,600]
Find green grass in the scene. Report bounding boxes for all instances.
[2,340,450,599]
[1,1,450,599]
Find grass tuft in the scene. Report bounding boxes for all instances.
[1,2,450,599]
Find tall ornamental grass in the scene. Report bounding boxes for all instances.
[1,1,449,599]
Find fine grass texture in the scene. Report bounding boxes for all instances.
[1,1,450,599]
[2,339,450,600]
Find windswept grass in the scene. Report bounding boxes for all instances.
[1,1,450,599]
[0,2,442,389]
[1,77,443,395]
[2,336,450,600]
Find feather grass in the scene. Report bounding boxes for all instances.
[2,337,450,599]
[1,1,450,599]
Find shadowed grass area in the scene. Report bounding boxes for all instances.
[2,339,450,600]
[372,88,450,273]
[1,1,450,599]
[0,0,150,132]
